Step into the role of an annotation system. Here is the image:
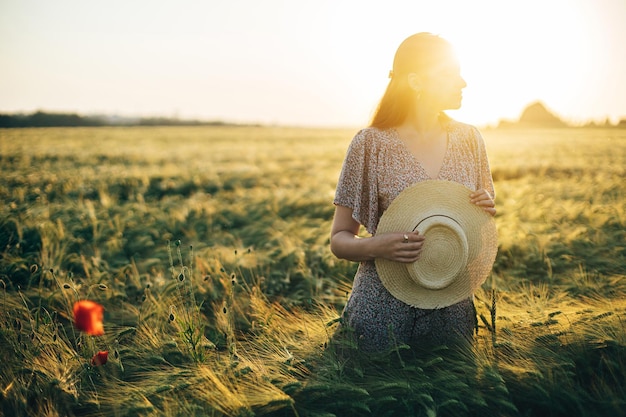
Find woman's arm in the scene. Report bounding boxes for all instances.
[330,205,424,263]
[471,127,496,216]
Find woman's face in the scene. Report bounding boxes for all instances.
[418,58,467,111]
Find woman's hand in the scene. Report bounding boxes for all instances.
[330,205,424,263]
[470,189,496,216]
[373,231,425,263]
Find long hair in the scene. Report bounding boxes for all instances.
[370,33,453,130]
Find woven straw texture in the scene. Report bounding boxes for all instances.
[375,180,498,309]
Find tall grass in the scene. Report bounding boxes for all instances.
[1,126,625,416]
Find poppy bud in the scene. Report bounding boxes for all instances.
[91,351,108,366]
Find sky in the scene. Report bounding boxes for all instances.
[1,0,625,127]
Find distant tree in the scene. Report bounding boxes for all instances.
[0,114,21,128]
[0,111,108,128]
[0,111,239,128]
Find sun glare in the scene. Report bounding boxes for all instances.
[0,0,623,127]
[333,0,596,128]
[433,1,589,126]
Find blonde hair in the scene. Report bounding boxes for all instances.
[370,33,454,129]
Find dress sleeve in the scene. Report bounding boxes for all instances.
[333,129,379,234]
[473,127,496,200]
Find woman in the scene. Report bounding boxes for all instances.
[330,33,496,352]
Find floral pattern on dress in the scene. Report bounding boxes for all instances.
[333,120,495,351]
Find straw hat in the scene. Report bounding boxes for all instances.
[375,180,498,309]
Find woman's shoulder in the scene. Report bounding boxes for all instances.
[446,119,481,136]
[446,119,485,146]
[355,126,395,138]
[351,126,396,146]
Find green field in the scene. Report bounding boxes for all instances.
[1,126,625,416]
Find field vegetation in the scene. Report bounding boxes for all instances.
[0,126,625,416]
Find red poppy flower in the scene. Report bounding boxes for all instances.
[73,300,105,336]
[91,350,108,366]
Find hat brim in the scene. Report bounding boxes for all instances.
[375,180,498,309]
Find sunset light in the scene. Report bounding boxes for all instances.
[1,0,624,126]
[2,1,625,415]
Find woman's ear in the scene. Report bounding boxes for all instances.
[407,72,423,93]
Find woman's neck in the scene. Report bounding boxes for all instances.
[398,108,444,141]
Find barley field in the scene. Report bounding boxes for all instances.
[1,126,625,417]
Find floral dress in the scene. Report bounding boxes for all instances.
[333,120,495,352]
